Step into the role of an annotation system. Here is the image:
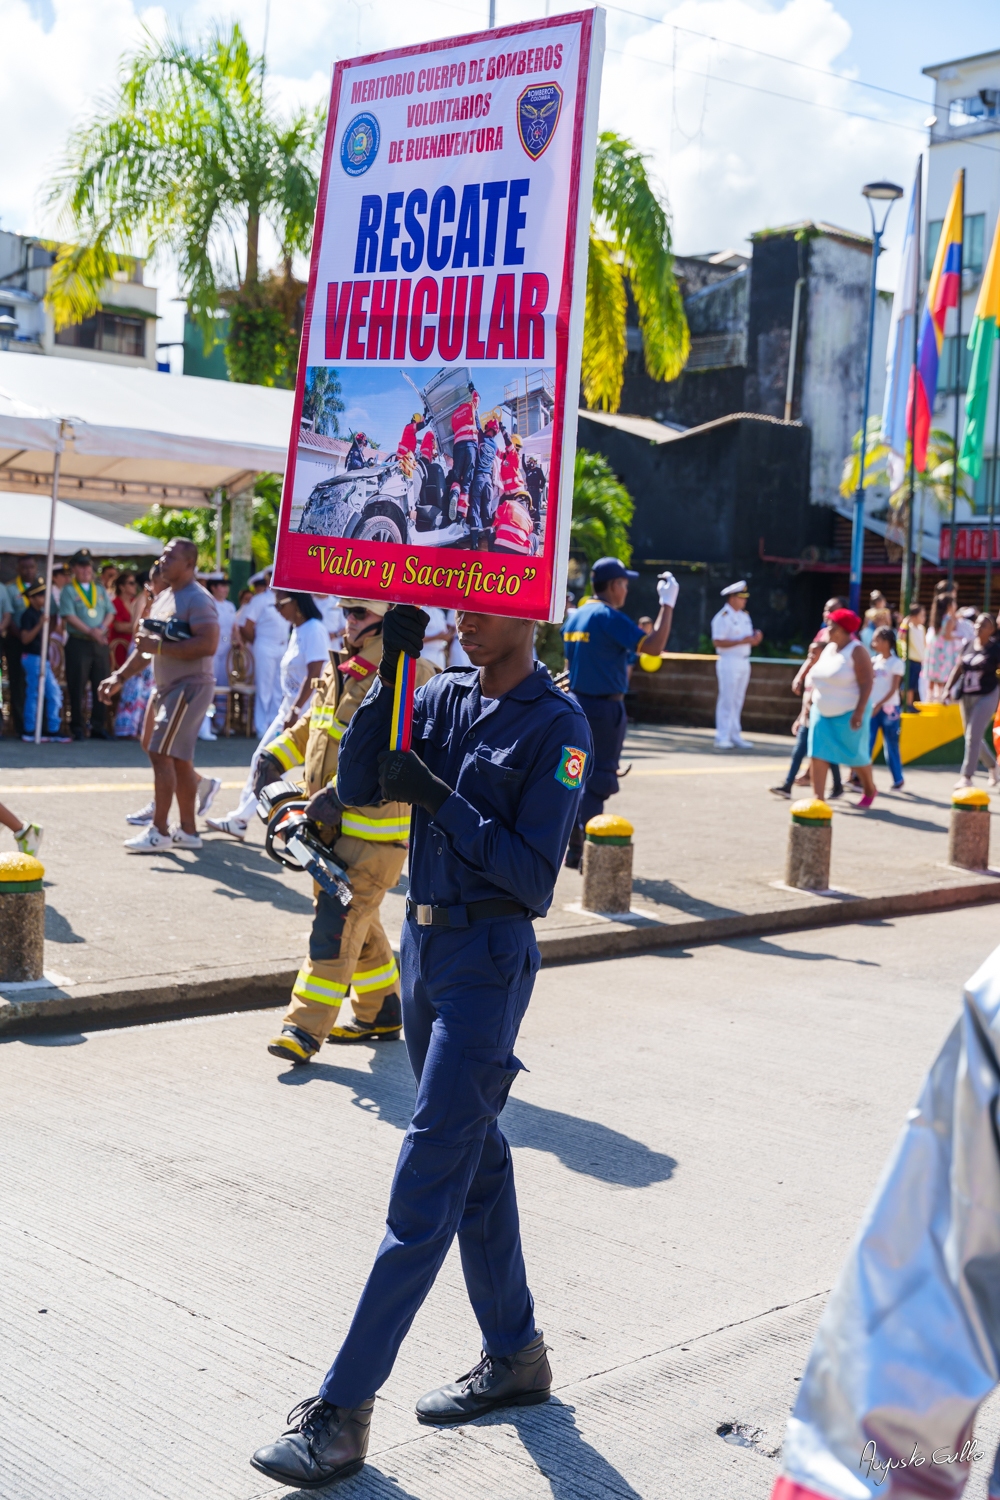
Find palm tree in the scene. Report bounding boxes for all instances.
[45,22,323,383]
[583,133,690,413]
[301,367,346,437]
[571,448,635,567]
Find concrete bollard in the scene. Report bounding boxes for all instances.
[786,799,833,890]
[948,788,991,870]
[0,853,45,982]
[581,814,634,913]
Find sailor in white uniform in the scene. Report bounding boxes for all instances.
[710,580,761,749]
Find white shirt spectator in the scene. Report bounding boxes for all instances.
[213,598,237,686]
[279,617,330,716]
[238,588,290,734]
[871,651,905,713]
[447,610,470,667]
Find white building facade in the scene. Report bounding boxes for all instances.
[924,48,1000,519]
[0,232,158,371]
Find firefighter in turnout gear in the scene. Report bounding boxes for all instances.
[262,601,437,1064]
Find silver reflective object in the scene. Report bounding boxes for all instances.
[774,945,1000,1500]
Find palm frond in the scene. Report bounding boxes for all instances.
[582,231,627,412]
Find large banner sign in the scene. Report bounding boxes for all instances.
[273,10,604,621]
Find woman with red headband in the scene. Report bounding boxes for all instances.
[804,607,878,808]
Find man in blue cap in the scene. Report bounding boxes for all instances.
[561,557,678,868]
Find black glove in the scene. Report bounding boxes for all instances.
[252,750,285,800]
[304,785,344,826]
[378,749,452,814]
[380,604,429,686]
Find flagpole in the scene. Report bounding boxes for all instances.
[986,339,1000,615]
[948,168,965,590]
[904,156,921,623]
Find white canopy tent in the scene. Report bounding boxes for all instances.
[0,352,295,740]
[0,493,157,555]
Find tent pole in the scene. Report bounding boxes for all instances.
[215,488,224,574]
[34,433,63,745]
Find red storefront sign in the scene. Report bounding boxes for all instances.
[938,526,1000,562]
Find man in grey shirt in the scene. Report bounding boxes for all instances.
[100,539,219,853]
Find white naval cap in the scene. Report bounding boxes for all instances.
[721,579,749,597]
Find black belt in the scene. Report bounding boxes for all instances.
[406,898,528,927]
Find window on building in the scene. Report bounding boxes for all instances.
[925,214,987,279]
[948,91,1000,128]
[940,334,974,393]
[55,311,146,357]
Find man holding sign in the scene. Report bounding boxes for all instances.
[256,10,604,1480]
[251,603,591,1487]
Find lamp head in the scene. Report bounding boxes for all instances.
[862,181,904,201]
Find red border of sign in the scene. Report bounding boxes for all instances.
[272,9,597,622]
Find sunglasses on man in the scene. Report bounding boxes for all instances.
[344,606,374,620]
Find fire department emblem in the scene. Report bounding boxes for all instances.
[516,82,563,161]
[341,112,380,176]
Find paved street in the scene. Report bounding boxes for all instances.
[0,725,994,998]
[6,907,1000,1499]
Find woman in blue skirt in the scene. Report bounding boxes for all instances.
[805,607,878,808]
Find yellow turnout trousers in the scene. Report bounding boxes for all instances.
[283,835,405,1046]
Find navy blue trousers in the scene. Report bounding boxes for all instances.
[451,439,477,495]
[468,472,493,532]
[320,917,540,1407]
[575,693,628,831]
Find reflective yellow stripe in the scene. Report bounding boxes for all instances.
[564,631,590,643]
[311,705,346,740]
[266,732,306,771]
[291,970,348,1005]
[341,812,410,841]
[352,959,400,993]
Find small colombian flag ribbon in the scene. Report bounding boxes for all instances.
[390,651,415,753]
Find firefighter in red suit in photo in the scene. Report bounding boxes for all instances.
[448,387,479,522]
[492,494,534,556]
[396,412,427,462]
[499,433,524,496]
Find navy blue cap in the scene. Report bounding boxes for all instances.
[591,556,639,591]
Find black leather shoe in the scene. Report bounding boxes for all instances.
[250,1396,374,1488]
[415,1332,551,1425]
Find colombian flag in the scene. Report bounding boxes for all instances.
[959,209,1000,479]
[909,173,963,471]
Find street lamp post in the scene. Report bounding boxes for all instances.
[849,180,904,615]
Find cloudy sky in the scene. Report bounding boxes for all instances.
[3,0,997,350]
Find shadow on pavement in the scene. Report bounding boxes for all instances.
[44,903,86,943]
[279,1049,677,1189]
[726,934,881,966]
[0,739,254,771]
[630,876,739,920]
[486,1397,646,1499]
[139,841,314,913]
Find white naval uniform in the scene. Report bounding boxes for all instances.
[711,602,754,746]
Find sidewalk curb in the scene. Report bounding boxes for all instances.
[3,878,1000,1037]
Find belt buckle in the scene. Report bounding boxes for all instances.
[415,904,434,926]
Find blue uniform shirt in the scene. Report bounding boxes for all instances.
[337,664,592,917]
[563,599,646,696]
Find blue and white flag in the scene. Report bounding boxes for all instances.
[881,162,921,492]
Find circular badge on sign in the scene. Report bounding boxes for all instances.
[341,112,380,176]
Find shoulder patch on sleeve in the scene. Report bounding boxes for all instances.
[555,745,587,790]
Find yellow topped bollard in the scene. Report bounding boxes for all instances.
[948,787,992,871]
[786,798,833,890]
[0,852,45,982]
[581,814,634,913]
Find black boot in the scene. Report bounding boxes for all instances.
[415,1332,551,1425]
[250,1396,374,1488]
[327,991,403,1044]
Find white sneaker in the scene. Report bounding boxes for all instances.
[733,736,755,749]
[124,825,173,854]
[954,776,974,790]
[197,776,223,815]
[205,814,247,841]
[14,823,43,856]
[714,740,734,750]
[989,767,1000,790]
[171,827,203,850]
[126,799,155,826]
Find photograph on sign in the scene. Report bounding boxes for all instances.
[273,11,604,622]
